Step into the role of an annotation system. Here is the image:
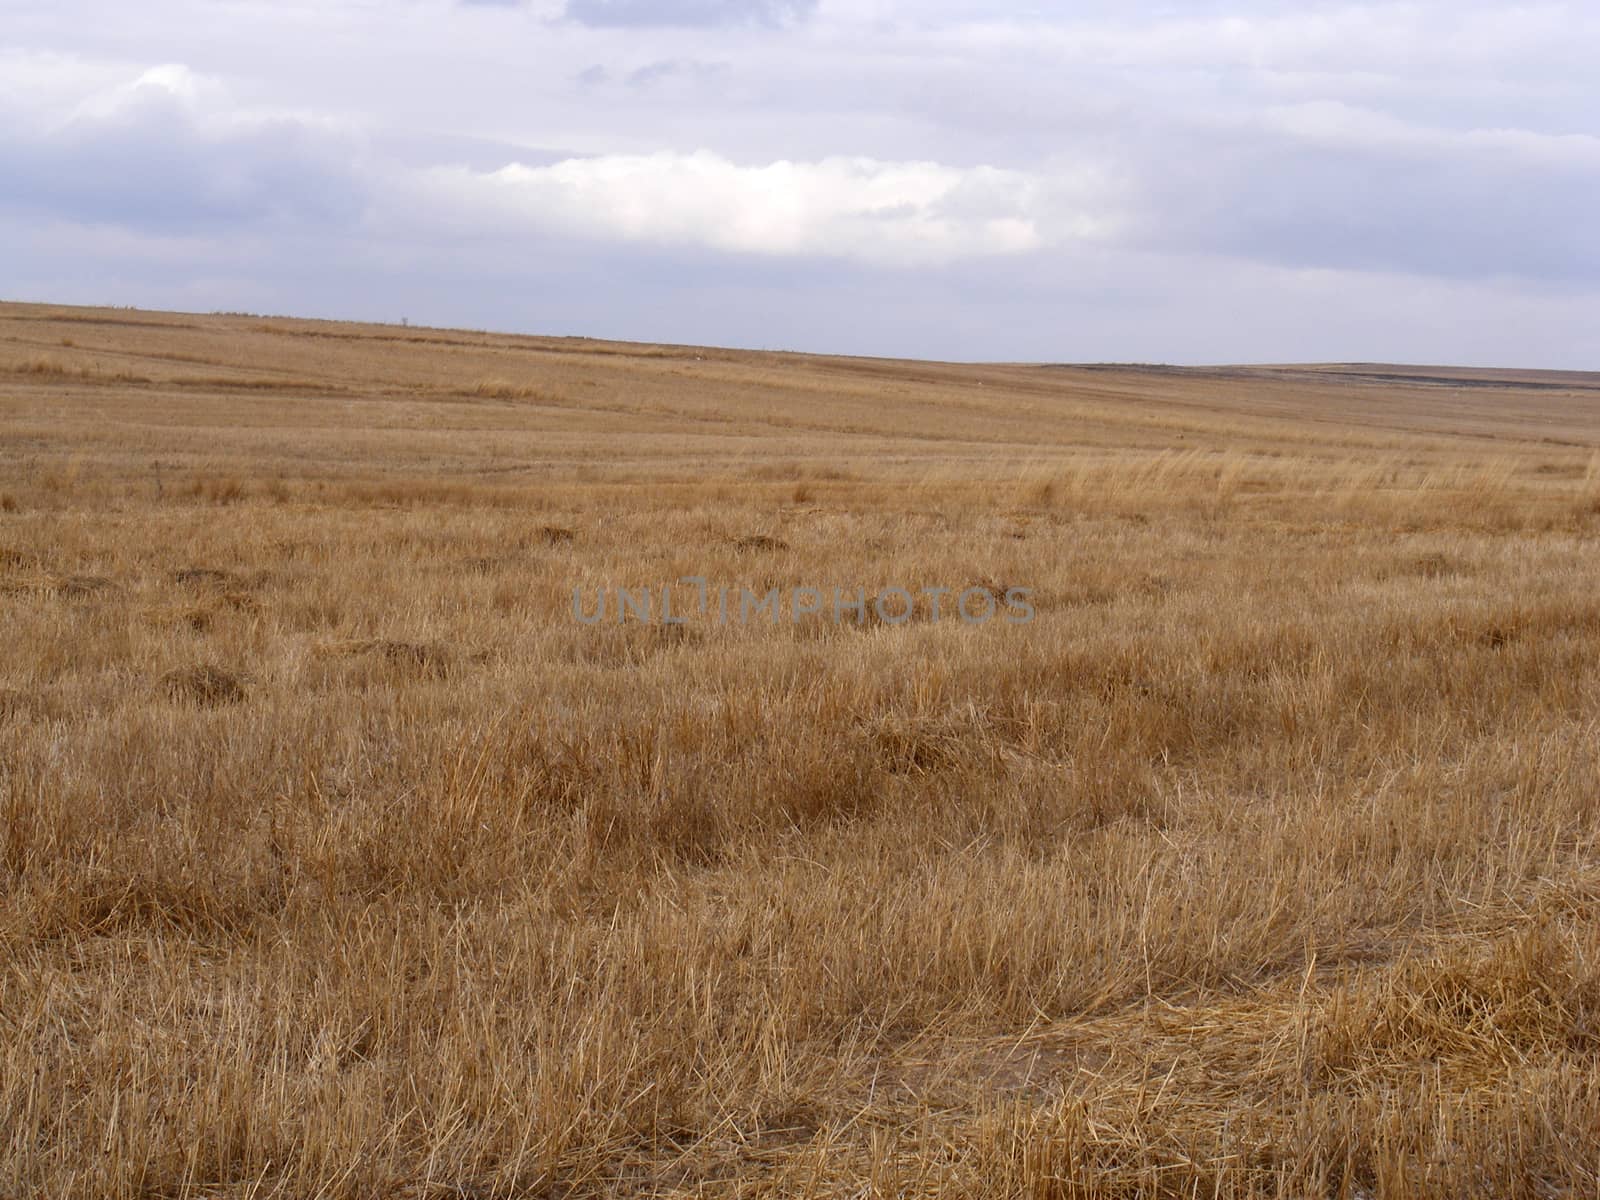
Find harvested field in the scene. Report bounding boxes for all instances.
[1,301,1598,1198]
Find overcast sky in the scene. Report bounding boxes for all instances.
[3,1,1597,365]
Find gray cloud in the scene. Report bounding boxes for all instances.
[1118,108,1600,284]
[624,59,727,88]
[564,0,816,29]
[0,66,366,233]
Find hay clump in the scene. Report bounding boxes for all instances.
[160,664,247,706]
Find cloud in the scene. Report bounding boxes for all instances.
[624,59,728,88]
[4,4,1600,366]
[1117,101,1600,283]
[0,62,366,232]
[564,0,817,29]
[417,150,1115,264]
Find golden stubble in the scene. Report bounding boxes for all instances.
[2,302,1598,1197]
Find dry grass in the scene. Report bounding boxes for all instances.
[2,300,1600,1198]
[160,663,249,706]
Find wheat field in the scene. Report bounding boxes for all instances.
[2,299,1599,1198]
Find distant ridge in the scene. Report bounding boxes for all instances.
[1058,361,1600,392]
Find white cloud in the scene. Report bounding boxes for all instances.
[419,150,1112,264]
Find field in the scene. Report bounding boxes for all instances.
[2,299,1599,1198]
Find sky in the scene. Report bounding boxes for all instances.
[2,0,1597,366]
